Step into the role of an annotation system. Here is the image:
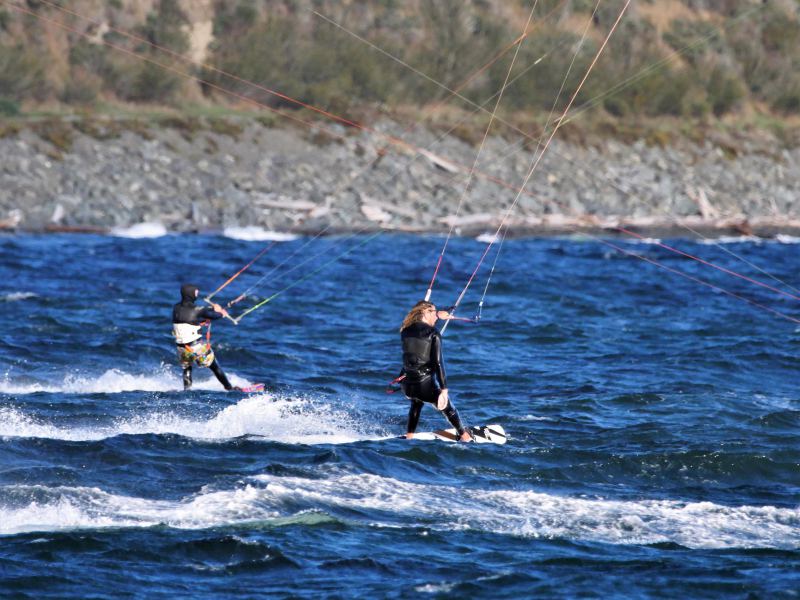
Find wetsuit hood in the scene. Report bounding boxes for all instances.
[180,283,199,304]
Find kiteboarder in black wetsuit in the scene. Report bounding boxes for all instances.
[172,283,237,391]
[399,300,472,442]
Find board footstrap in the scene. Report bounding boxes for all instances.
[432,429,459,441]
[469,425,507,444]
[429,424,507,444]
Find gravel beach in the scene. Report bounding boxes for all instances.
[2,117,799,237]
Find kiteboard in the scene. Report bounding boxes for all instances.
[410,424,506,444]
[236,383,265,394]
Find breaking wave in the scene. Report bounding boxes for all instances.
[2,472,797,550]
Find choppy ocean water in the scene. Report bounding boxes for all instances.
[0,230,798,598]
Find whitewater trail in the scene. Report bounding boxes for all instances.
[0,396,377,445]
[0,368,383,444]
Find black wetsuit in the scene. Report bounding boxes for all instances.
[399,321,466,436]
[172,283,233,390]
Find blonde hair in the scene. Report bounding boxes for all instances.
[400,300,435,332]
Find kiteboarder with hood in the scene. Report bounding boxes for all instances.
[172,283,237,391]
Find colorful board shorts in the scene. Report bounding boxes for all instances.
[177,340,216,368]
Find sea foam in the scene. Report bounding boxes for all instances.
[251,471,800,550]
[223,227,299,242]
[698,235,761,245]
[110,222,169,238]
[2,473,798,550]
[775,234,800,244]
[0,291,38,302]
[0,392,373,445]
[0,366,240,395]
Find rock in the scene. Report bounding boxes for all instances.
[0,117,798,236]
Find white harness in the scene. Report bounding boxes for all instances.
[173,323,203,345]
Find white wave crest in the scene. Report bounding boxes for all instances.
[112,394,368,444]
[0,291,38,302]
[0,406,99,441]
[775,234,800,244]
[110,222,168,238]
[223,227,299,242]
[0,366,242,395]
[623,237,661,245]
[0,484,278,536]
[475,233,498,244]
[521,414,556,421]
[698,235,760,245]
[0,394,371,444]
[250,472,800,550]
[2,474,798,550]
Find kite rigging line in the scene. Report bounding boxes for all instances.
[442,0,633,334]
[422,1,541,304]
[11,0,794,326]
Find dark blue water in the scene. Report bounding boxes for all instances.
[1,230,799,599]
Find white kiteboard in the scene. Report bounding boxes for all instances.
[411,424,506,445]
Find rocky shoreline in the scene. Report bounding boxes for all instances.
[1,116,799,238]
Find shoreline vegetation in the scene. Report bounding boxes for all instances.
[2,1,800,237]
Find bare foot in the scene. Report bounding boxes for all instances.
[405,432,414,439]
[459,431,472,442]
